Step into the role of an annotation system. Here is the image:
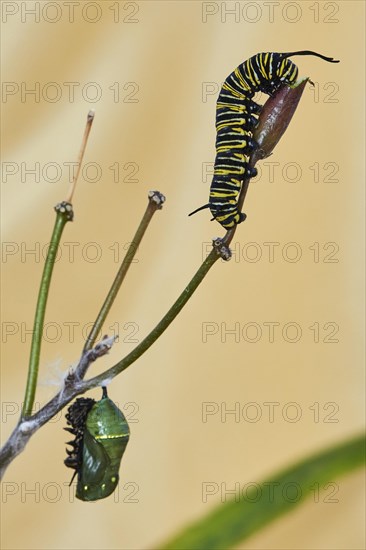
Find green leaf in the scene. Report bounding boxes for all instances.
[160,433,365,550]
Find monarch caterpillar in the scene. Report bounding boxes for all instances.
[64,387,130,501]
[189,50,339,229]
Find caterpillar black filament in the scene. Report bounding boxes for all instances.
[189,50,339,229]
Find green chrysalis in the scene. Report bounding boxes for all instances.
[65,387,130,501]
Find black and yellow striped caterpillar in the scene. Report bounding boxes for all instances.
[64,387,130,501]
[189,50,339,229]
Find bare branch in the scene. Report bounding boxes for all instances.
[0,335,115,479]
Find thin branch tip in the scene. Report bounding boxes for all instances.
[65,112,95,203]
[148,190,166,209]
[54,201,74,221]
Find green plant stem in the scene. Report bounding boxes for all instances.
[160,433,365,550]
[83,193,164,355]
[81,247,219,389]
[22,206,73,417]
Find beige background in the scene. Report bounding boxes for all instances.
[1,1,365,549]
